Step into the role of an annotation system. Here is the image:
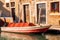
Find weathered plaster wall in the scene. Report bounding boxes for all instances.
[0,0,60,25]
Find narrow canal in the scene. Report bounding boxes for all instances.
[0,32,46,40]
[0,30,60,40]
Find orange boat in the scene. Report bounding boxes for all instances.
[1,23,51,33]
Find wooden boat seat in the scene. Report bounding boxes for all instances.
[7,23,15,27]
[23,23,29,27]
[14,23,19,27]
[7,23,12,27]
[14,23,23,27]
[29,23,36,26]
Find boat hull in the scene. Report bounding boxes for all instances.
[1,27,49,33]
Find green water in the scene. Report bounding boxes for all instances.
[0,32,47,40]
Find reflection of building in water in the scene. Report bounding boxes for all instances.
[0,0,60,26]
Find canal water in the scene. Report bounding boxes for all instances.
[0,32,47,40]
[0,31,60,40]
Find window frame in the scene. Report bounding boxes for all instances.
[6,3,9,7]
[10,2,15,7]
[35,1,47,24]
[49,1,60,15]
[50,1,59,13]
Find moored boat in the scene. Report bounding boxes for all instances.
[1,23,52,33]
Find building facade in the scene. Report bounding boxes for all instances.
[0,0,60,26]
[0,0,19,22]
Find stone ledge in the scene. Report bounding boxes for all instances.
[49,25,60,30]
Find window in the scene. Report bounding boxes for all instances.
[37,3,46,24]
[11,2,15,7]
[51,2,59,12]
[6,3,9,7]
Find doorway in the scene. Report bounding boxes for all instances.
[11,8,15,22]
[23,4,30,23]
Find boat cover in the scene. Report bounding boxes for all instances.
[7,23,36,27]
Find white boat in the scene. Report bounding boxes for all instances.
[1,23,51,33]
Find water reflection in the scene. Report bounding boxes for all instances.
[1,32,47,40]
